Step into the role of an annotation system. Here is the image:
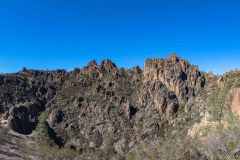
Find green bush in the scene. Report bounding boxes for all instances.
[32,112,51,142]
[35,141,77,160]
[100,133,115,155]
[207,84,231,121]
[31,112,77,159]
[198,112,240,160]
[123,136,201,160]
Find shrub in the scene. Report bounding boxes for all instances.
[0,127,9,144]
[35,141,77,160]
[207,83,231,122]
[100,133,115,155]
[32,112,77,159]
[122,134,202,160]
[32,112,51,142]
[198,112,240,160]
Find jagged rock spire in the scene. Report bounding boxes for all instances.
[100,59,116,69]
[143,53,205,104]
[168,53,179,61]
[87,60,98,67]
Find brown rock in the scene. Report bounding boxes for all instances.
[143,54,205,104]
[99,59,117,75]
[49,109,63,126]
[139,81,178,120]
[7,102,43,134]
[82,60,99,77]
[229,88,240,116]
[114,138,127,154]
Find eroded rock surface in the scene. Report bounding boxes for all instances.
[8,101,44,134]
[0,54,209,158]
[229,88,240,116]
[144,53,205,104]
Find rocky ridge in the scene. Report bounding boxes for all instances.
[0,54,239,159]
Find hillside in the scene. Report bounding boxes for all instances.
[1,53,240,160]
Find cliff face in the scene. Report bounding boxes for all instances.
[1,54,236,159]
[143,53,205,105]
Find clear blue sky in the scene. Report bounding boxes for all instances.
[0,0,240,74]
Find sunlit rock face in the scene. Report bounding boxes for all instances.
[143,53,205,105]
[0,53,209,157]
[82,59,117,78]
[229,88,240,116]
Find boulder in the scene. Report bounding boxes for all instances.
[114,138,127,154]
[49,109,63,126]
[7,102,44,134]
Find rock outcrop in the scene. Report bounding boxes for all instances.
[229,88,240,116]
[139,81,179,120]
[0,53,211,159]
[143,53,205,104]
[83,59,117,78]
[7,102,44,134]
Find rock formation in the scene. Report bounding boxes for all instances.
[144,53,205,104]
[7,101,44,134]
[2,53,239,159]
[229,88,240,116]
